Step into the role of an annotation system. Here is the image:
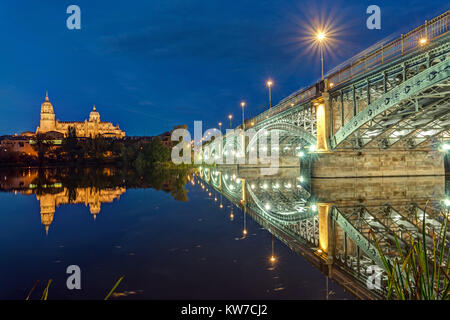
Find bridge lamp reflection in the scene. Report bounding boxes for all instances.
[251,184,255,189]
[265,203,271,210]
[441,143,450,152]
[309,145,316,152]
[444,199,450,207]
[270,234,276,263]
[311,204,317,212]
[263,183,268,189]
[298,151,305,157]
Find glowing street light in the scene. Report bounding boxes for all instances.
[443,199,450,207]
[228,114,233,129]
[419,38,427,46]
[240,101,246,130]
[266,80,273,109]
[316,31,326,80]
[218,122,222,134]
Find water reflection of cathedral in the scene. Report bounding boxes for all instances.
[38,187,126,234]
[0,169,126,234]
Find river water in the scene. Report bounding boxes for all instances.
[0,166,447,300]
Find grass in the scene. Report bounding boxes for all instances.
[104,276,124,300]
[26,276,124,300]
[371,205,449,300]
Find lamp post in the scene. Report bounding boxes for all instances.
[266,80,273,109]
[240,101,246,130]
[228,114,233,129]
[218,121,222,134]
[316,31,326,80]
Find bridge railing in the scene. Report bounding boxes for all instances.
[242,10,449,132]
[246,84,317,129]
[328,10,450,87]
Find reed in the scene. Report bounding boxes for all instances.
[371,206,449,300]
[104,276,124,300]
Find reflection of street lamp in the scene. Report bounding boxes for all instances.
[270,255,276,263]
[228,114,233,129]
[266,80,273,109]
[242,207,247,237]
[316,31,326,80]
[270,234,276,263]
[240,101,246,130]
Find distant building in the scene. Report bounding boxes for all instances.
[158,131,172,147]
[36,92,125,138]
[0,135,37,157]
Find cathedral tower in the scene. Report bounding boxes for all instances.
[37,91,55,133]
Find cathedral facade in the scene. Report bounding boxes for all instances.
[36,93,125,138]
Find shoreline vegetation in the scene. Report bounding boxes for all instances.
[372,207,449,300]
[0,129,191,170]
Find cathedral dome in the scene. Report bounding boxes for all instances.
[89,105,100,122]
[40,92,54,114]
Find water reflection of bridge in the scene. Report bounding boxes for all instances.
[197,167,449,299]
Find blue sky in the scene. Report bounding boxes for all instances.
[0,0,448,136]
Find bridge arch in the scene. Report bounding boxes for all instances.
[246,122,317,157]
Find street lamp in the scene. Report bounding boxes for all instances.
[240,101,246,130]
[218,122,222,134]
[266,80,273,109]
[228,114,233,129]
[316,31,326,80]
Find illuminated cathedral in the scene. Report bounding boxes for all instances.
[36,92,125,138]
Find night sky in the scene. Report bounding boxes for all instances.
[0,0,448,136]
